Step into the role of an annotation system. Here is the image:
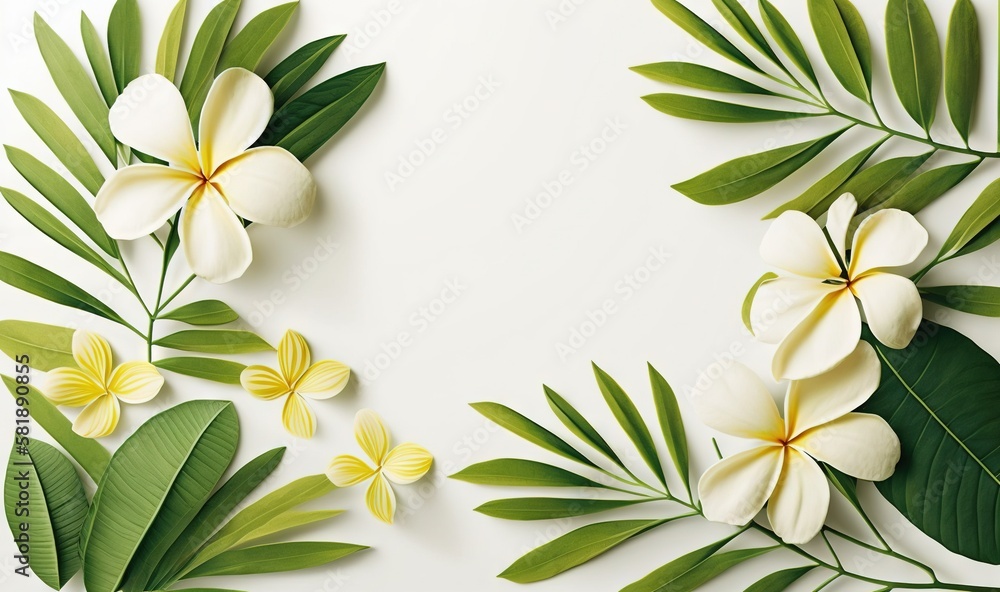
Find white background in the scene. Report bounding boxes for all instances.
[2,0,1000,590]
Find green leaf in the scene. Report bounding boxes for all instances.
[650,0,760,72]
[885,0,942,132]
[742,273,777,333]
[474,497,647,521]
[641,94,816,123]
[920,286,1000,317]
[822,464,862,512]
[162,300,240,326]
[81,13,118,106]
[874,160,981,214]
[623,543,773,591]
[712,0,781,67]
[259,63,386,161]
[108,0,141,92]
[450,459,604,489]
[937,177,1000,260]
[621,536,730,592]
[674,131,844,205]
[156,0,189,81]
[840,152,934,209]
[500,519,670,583]
[630,62,776,96]
[184,542,366,579]
[861,321,1000,564]
[759,0,819,88]
[948,217,1000,261]
[809,0,872,101]
[217,2,298,72]
[8,91,104,195]
[0,252,128,326]
[593,364,666,488]
[265,35,344,108]
[179,0,243,129]
[470,402,596,467]
[154,357,247,385]
[84,401,239,592]
[0,320,74,371]
[744,566,815,592]
[5,440,89,589]
[3,376,111,482]
[648,364,689,496]
[239,509,343,544]
[944,0,980,143]
[154,330,273,354]
[544,386,623,466]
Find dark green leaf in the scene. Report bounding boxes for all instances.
[153,330,273,354]
[0,320,74,371]
[154,357,247,385]
[593,364,666,488]
[744,566,815,592]
[179,0,243,129]
[760,0,819,88]
[451,459,604,488]
[156,0,189,81]
[937,177,1000,260]
[621,536,731,592]
[886,0,941,132]
[650,0,760,72]
[631,62,776,96]
[742,272,777,333]
[949,217,1000,261]
[712,0,780,66]
[475,497,647,521]
[945,0,980,143]
[920,286,1000,317]
[108,0,141,92]
[544,386,623,466]
[874,160,981,214]
[648,364,689,496]
[624,544,773,591]
[161,300,240,325]
[822,464,862,512]
[642,93,816,123]
[217,2,298,72]
[471,402,596,467]
[809,0,872,101]
[265,35,344,108]
[841,152,934,209]
[81,13,118,106]
[183,542,366,579]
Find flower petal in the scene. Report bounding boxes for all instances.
[214,147,316,227]
[766,449,829,544]
[326,455,376,487]
[772,288,861,381]
[73,330,113,384]
[761,211,842,279]
[281,393,316,439]
[95,165,200,239]
[297,361,350,399]
[699,446,784,527]
[108,362,164,404]
[179,184,253,284]
[750,276,841,345]
[784,341,881,439]
[383,443,433,485]
[109,73,199,171]
[240,365,290,400]
[792,413,900,481]
[690,362,784,442]
[199,68,274,176]
[44,368,105,406]
[851,273,923,349]
[73,395,120,438]
[278,330,311,384]
[848,209,929,277]
[355,409,390,464]
[825,193,857,264]
[365,473,397,524]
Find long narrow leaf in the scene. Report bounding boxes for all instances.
[921,286,1000,317]
[451,459,605,488]
[475,498,647,521]
[760,0,819,88]
[108,0,141,92]
[945,0,980,143]
[265,35,344,108]
[179,0,242,129]
[154,357,247,385]
[593,364,666,488]
[648,365,689,497]
[886,0,941,132]
[156,0,189,81]
[874,160,982,214]
[153,330,273,354]
[809,0,872,101]
[624,547,775,591]
[712,0,781,67]
[847,152,934,209]
[642,94,816,123]
[544,386,624,466]
[217,2,298,72]
[471,402,596,467]
[619,533,741,592]
[0,320,75,370]
[238,509,343,544]
[937,177,1000,259]
[631,62,776,96]
[183,542,366,579]
[81,13,118,106]
[651,0,760,72]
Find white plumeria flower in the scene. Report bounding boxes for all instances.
[327,410,434,524]
[692,342,899,544]
[751,193,928,380]
[95,68,317,283]
[44,331,164,438]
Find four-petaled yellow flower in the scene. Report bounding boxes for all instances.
[240,330,350,439]
[45,331,164,438]
[327,410,434,524]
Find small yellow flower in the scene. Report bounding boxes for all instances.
[45,331,164,438]
[327,410,433,524]
[240,330,350,439]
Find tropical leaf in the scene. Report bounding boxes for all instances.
[475,497,647,521]
[873,160,981,214]
[641,94,815,123]
[809,0,872,101]
[0,320,75,370]
[179,0,242,129]
[81,13,119,106]
[265,35,345,108]
[182,542,366,579]
[944,0,980,143]
[650,0,760,72]
[759,0,818,88]
[153,330,273,354]
[920,285,1000,317]
[156,0,189,81]
[648,364,689,496]
[936,177,1000,260]
[471,401,596,467]
[217,2,298,72]
[742,272,777,332]
[592,364,666,488]
[161,300,240,325]
[712,0,780,68]
[108,0,141,93]
[451,459,605,489]
[841,152,934,210]
[745,566,816,592]
[619,536,733,592]
[544,385,624,467]
[631,62,776,96]
[238,509,343,544]
[885,0,941,132]
[623,546,774,591]
[154,357,248,385]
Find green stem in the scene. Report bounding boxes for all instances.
[156,274,196,315]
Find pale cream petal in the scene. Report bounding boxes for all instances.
[792,413,900,481]
[281,393,316,439]
[214,147,316,227]
[179,184,252,284]
[750,276,841,345]
[296,361,350,399]
[761,211,843,279]
[94,165,201,239]
[690,362,784,442]
[72,395,120,439]
[825,193,857,263]
[784,341,881,439]
[109,73,199,171]
[199,68,274,176]
[383,443,433,485]
[851,273,923,349]
[108,362,164,404]
[772,289,862,381]
[278,330,311,384]
[326,455,376,487]
[699,446,785,527]
[73,330,113,384]
[365,473,397,524]
[355,409,390,464]
[240,365,290,400]
[848,209,928,278]
[44,368,105,406]
[766,449,829,544]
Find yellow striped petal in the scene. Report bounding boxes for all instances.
[240,365,290,400]
[72,394,120,438]
[279,330,311,384]
[383,443,433,485]
[354,409,389,464]
[73,330,113,384]
[296,360,350,399]
[282,393,316,439]
[45,368,105,407]
[326,455,376,487]
[365,473,396,524]
[109,362,164,404]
